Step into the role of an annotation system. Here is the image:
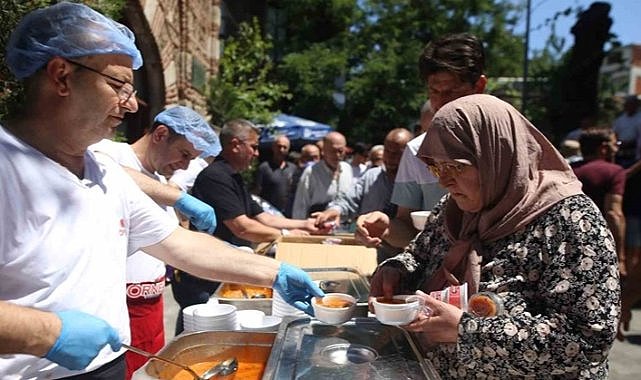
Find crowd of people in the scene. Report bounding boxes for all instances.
[1,2,639,379]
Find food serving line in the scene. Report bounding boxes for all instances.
[132,234,483,379]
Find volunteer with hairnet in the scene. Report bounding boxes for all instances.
[0,3,323,378]
[90,105,221,378]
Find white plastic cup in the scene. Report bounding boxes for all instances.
[410,211,431,230]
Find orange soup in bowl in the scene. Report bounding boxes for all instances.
[315,297,353,308]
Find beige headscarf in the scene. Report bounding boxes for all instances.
[417,94,583,294]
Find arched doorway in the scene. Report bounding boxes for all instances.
[119,0,166,143]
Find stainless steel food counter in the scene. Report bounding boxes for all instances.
[264,317,440,379]
[134,317,440,379]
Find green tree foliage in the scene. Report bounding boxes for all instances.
[208,18,291,127]
[0,0,125,120]
[272,0,525,144]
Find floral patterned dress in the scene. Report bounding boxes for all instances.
[381,194,620,379]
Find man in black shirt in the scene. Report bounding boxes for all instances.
[254,135,297,215]
[171,119,327,333]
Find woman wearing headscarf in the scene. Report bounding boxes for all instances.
[369,94,619,378]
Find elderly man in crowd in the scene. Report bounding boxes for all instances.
[0,3,322,378]
[292,131,354,219]
[313,128,413,261]
[287,143,321,216]
[253,134,297,215]
[368,144,384,168]
[90,106,222,377]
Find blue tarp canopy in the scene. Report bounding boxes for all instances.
[259,114,332,147]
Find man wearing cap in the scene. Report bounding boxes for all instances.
[90,105,221,377]
[0,3,324,378]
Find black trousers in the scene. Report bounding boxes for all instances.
[60,354,125,379]
[170,269,219,335]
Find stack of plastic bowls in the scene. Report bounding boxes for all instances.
[271,289,307,318]
[182,303,238,332]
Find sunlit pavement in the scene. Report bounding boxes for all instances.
[610,308,641,379]
[162,286,641,378]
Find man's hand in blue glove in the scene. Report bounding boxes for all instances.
[174,192,217,234]
[45,310,121,370]
[272,263,325,316]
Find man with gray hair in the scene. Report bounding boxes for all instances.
[313,128,413,261]
[292,131,354,219]
[0,3,322,378]
[172,119,328,333]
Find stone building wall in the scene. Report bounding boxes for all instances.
[131,0,221,117]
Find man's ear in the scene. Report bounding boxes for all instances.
[599,142,609,157]
[151,125,171,143]
[45,57,74,97]
[475,75,488,94]
[230,137,242,153]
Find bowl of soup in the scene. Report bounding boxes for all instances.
[312,293,356,325]
[372,295,425,325]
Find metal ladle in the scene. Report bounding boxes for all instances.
[200,357,239,379]
[123,343,237,380]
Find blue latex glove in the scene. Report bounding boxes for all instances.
[174,192,217,234]
[45,310,121,370]
[273,263,325,316]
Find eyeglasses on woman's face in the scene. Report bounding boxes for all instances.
[67,59,137,104]
[425,158,471,178]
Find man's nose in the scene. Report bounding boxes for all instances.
[121,95,138,113]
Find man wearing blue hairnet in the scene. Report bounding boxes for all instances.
[90,105,222,377]
[0,3,323,378]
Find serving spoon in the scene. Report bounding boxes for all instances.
[200,357,239,379]
[123,343,237,379]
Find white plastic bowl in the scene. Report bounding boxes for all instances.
[410,211,431,230]
[241,315,283,331]
[372,295,423,325]
[312,293,356,325]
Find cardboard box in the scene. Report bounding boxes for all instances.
[274,235,378,276]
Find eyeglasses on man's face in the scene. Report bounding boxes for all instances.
[425,158,471,178]
[67,59,137,104]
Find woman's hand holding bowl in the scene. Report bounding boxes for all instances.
[405,290,463,343]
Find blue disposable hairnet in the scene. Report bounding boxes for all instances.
[5,2,143,80]
[155,106,222,158]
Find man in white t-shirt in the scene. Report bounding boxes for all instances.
[355,33,487,249]
[90,106,221,378]
[0,4,323,379]
[170,157,213,192]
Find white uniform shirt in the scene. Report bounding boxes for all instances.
[0,126,176,379]
[169,157,209,192]
[90,139,177,287]
[390,133,447,211]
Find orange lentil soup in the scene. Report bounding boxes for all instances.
[170,346,271,380]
